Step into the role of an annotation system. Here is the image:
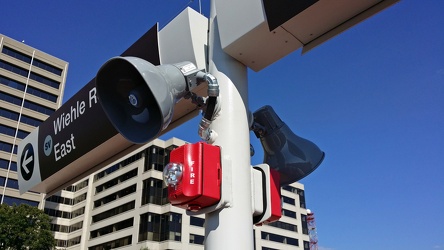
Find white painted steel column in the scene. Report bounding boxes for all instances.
[205,1,254,249]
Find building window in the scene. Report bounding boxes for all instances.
[44,208,72,219]
[141,178,168,206]
[0,107,43,127]
[0,124,29,139]
[70,221,83,232]
[0,159,17,171]
[72,207,85,218]
[190,216,205,227]
[73,192,87,205]
[64,179,88,192]
[46,194,73,205]
[0,75,58,103]
[190,234,205,245]
[0,59,60,89]
[1,46,63,76]
[50,221,83,233]
[266,220,297,232]
[2,195,38,206]
[32,58,63,76]
[0,141,16,154]
[0,91,55,115]
[55,239,67,248]
[297,188,306,208]
[301,214,308,235]
[139,212,182,242]
[94,152,142,182]
[89,236,132,250]
[95,168,138,194]
[261,231,299,246]
[144,145,173,172]
[304,240,310,250]
[92,201,135,223]
[282,208,296,219]
[282,195,295,205]
[67,236,81,247]
[93,184,136,208]
[1,46,32,63]
[90,218,134,239]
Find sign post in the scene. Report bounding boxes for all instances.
[203,1,253,248]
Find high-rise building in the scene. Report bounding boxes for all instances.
[0,34,68,207]
[43,137,311,250]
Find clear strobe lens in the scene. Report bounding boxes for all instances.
[163,163,183,187]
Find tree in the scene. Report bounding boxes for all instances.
[0,203,56,250]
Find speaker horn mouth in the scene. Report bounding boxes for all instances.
[96,57,164,144]
[131,108,150,123]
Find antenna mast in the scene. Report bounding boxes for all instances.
[307,209,319,250]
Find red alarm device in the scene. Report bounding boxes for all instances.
[163,142,221,211]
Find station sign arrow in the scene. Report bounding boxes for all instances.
[20,143,34,180]
[18,127,42,193]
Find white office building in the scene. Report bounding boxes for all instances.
[0,33,67,207]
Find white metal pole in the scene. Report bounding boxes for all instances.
[204,0,254,249]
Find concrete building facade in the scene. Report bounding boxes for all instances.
[0,34,68,207]
[44,137,311,250]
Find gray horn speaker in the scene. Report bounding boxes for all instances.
[253,105,325,186]
[96,56,191,144]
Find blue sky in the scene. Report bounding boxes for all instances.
[2,1,443,249]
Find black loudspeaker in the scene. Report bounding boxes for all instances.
[96,56,190,144]
[253,105,325,186]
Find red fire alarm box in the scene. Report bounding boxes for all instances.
[163,142,221,211]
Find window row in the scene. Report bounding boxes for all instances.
[266,220,297,232]
[33,58,63,76]
[0,107,43,127]
[50,221,83,233]
[190,216,205,227]
[0,195,39,206]
[95,168,138,194]
[92,201,135,223]
[282,195,295,206]
[282,185,306,208]
[86,212,190,246]
[94,184,136,208]
[89,236,131,250]
[90,218,134,239]
[301,214,309,235]
[0,123,29,139]
[141,178,168,206]
[0,141,17,154]
[282,208,297,219]
[0,75,58,103]
[0,159,17,171]
[143,145,175,172]
[44,206,85,219]
[190,234,205,245]
[261,231,299,246]
[0,177,19,190]
[94,152,143,182]
[0,91,55,115]
[0,59,60,89]
[64,179,89,192]
[139,212,182,243]
[54,236,81,248]
[93,144,177,184]
[46,192,87,206]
